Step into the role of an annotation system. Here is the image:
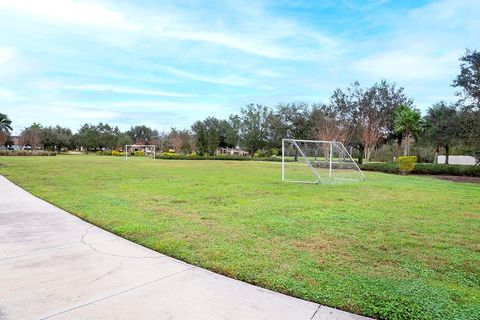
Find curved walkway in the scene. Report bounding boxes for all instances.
[0,176,371,320]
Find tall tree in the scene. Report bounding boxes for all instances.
[423,102,458,164]
[191,117,221,156]
[218,119,237,148]
[271,102,311,143]
[226,115,241,147]
[117,134,133,150]
[191,121,208,156]
[393,104,422,156]
[76,124,100,153]
[238,104,272,157]
[203,117,220,155]
[43,126,73,153]
[453,49,480,106]
[453,49,480,163]
[126,125,158,144]
[97,123,119,150]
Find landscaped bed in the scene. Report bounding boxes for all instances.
[0,150,57,156]
[0,155,478,320]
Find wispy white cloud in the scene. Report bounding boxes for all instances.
[0,0,338,61]
[109,100,227,113]
[157,29,303,60]
[0,47,16,65]
[0,0,140,31]
[0,88,27,101]
[156,65,252,87]
[0,88,17,99]
[63,84,196,98]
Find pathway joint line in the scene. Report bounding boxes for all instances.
[0,239,119,262]
[310,305,321,319]
[39,266,195,320]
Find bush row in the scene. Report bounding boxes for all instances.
[359,162,480,177]
[96,150,145,156]
[94,151,283,162]
[157,154,284,162]
[0,150,57,156]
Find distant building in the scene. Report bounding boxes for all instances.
[437,155,476,165]
[0,136,27,150]
[215,146,249,156]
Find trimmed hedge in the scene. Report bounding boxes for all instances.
[0,150,57,156]
[397,156,416,174]
[360,162,480,177]
[157,154,284,162]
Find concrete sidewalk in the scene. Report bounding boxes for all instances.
[0,176,371,320]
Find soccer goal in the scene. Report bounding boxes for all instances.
[124,145,156,160]
[282,139,364,184]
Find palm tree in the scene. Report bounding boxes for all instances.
[394,104,421,156]
[0,113,13,148]
[0,113,12,132]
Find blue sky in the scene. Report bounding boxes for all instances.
[0,0,478,134]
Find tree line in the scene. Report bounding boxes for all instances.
[1,50,478,164]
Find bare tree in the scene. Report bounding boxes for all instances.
[168,129,183,153]
[0,131,9,148]
[20,123,44,150]
[311,104,350,142]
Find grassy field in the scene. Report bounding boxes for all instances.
[0,155,479,320]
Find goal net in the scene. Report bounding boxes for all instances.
[282,139,364,184]
[124,145,156,160]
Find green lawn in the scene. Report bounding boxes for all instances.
[1,155,479,320]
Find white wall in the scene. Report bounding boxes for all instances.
[437,155,476,165]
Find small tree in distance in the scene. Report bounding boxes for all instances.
[20,123,43,150]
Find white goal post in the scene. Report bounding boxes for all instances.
[282,139,364,184]
[124,145,156,160]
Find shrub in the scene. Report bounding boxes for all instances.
[133,150,145,157]
[254,150,268,158]
[96,150,113,156]
[269,148,280,157]
[0,150,56,156]
[97,150,124,156]
[397,156,416,175]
